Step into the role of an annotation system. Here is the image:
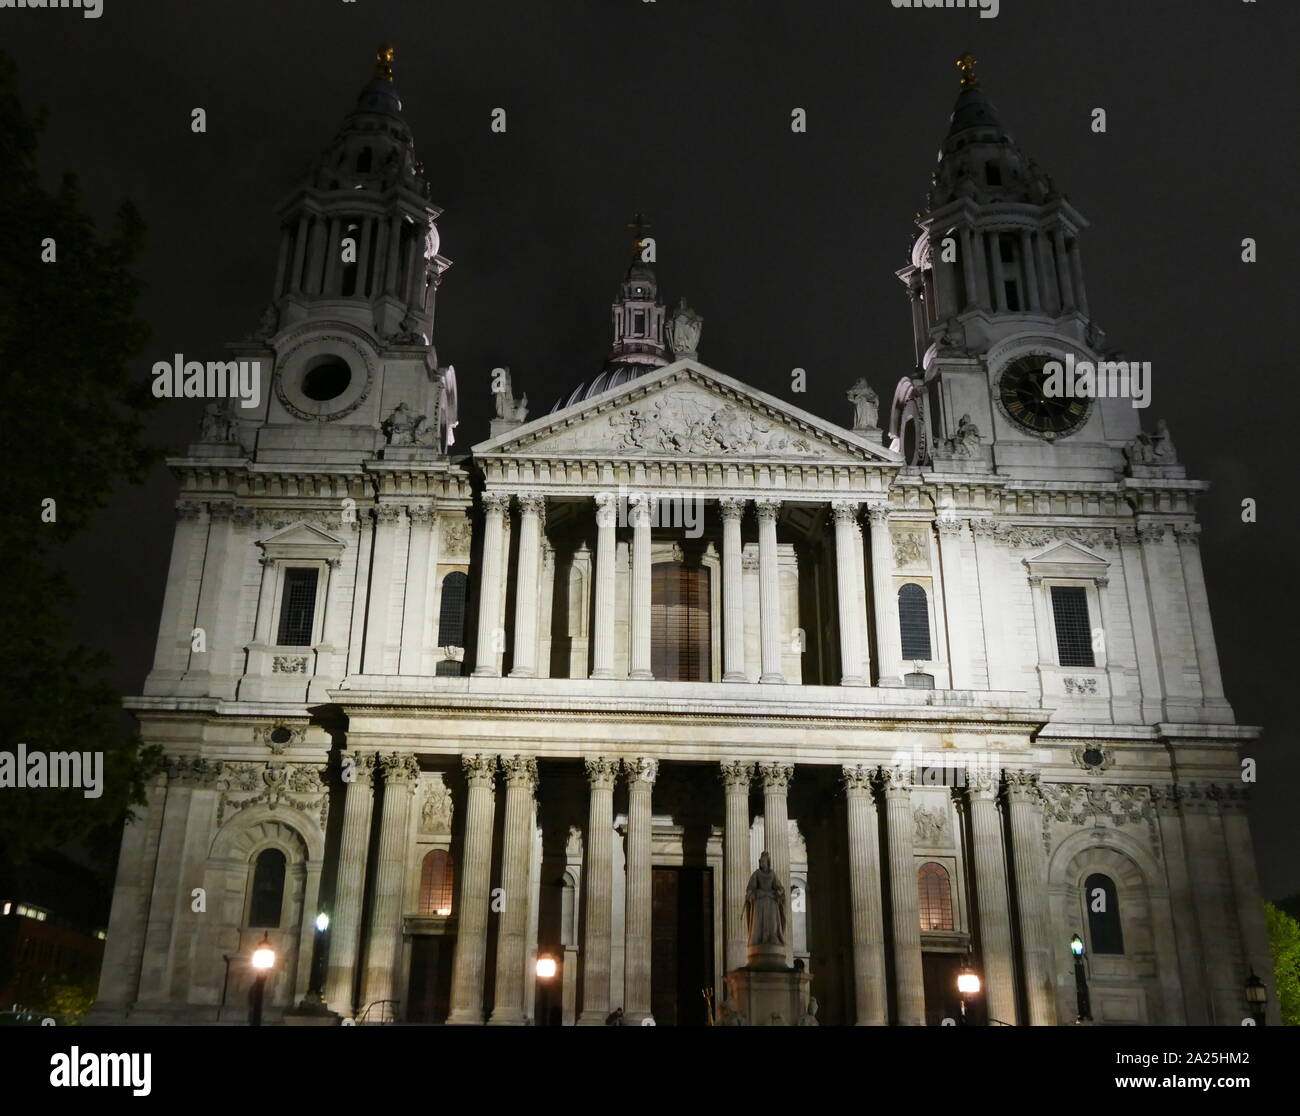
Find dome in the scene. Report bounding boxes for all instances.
[550,361,658,413]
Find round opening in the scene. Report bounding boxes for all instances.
[1081,747,1105,768]
[301,357,352,402]
[270,727,293,746]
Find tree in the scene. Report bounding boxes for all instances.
[1264,901,1300,1026]
[0,51,163,863]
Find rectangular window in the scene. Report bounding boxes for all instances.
[1051,585,1094,667]
[276,567,319,646]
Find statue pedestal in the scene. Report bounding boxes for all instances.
[726,962,810,1027]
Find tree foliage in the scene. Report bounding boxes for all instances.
[0,51,164,862]
[1264,901,1300,1026]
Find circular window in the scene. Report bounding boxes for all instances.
[301,357,352,402]
[270,727,293,746]
[1081,747,1105,769]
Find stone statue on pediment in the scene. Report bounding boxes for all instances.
[745,851,786,947]
[847,377,879,431]
[666,297,703,360]
[199,401,237,443]
[382,402,435,447]
[493,368,529,423]
[1125,418,1177,467]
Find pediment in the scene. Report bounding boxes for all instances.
[1024,540,1109,577]
[474,360,899,464]
[258,521,347,557]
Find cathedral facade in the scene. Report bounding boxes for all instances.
[91,50,1275,1027]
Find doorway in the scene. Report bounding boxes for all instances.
[406,935,455,1024]
[651,866,714,1025]
[922,951,976,1026]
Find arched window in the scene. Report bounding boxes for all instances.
[248,848,287,928]
[437,572,469,647]
[1084,872,1124,955]
[917,861,953,931]
[419,850,455,916]
[898,584,932,660]
[651,564,711,681]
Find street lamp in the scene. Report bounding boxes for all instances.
[1244,969,1268,1026]
[956,963,981,1026]
[1070,934,1092,1023]
[250,934,276,1027]
[535,955,558,1026]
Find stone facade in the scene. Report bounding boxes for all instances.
[89,53,1275,1026]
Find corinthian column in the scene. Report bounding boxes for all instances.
[591,494,617,679]
[832,501,868,686]
[866,502,899,685]
[510,495,546,678]
[1173,524,1226,704]
[472,493,510,676]
[324,751,376,1017]
[755,499,784,683]
[447,754,498,1024]
[967,770,1018,1025]
[489,755,539,1025]
[721,761,754,972]
[629,496,653,680]
[1005,770,1056,1025]
[578,757,618,1023]
[622,757,657,1023]
[758,762,794,964]
[842,765,887,1025]
[361,753,421,1015]
[882,765,925,1024]
[935,517,973,688]
[720,498,747,681]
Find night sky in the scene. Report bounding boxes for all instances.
[6,1,1297,897]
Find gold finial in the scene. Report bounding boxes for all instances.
[375,44,395,82]
[626,212,652,261]
[957,52,979,89]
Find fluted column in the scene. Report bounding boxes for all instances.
[1005,771,1056,1025]
[866,502,899,684]
[755,499,784,683]
[324,751,376,1017]
[489,755,539,1025]
[472,493,510,676]
[447,754,498,1024]
[935,517,973,688]
[759,763,794,965]
[510,495,546,678]
[629,496,653,680]
[1052,228,1075,311]
[591,494,617,679]
[1020,230,1041,312]
[882,765,925,1025]
[720,761,754,973]
[832,501,868,686]
[578,757,618,1023]
[720,497,747,681]
[1069,239,1088,316]
[289,214,309,293]
[361,505,403,674]
[988,230,1006,312]
[959,224,978,310]
[842,765,887,1025]
[622,757,657,1023]
[399,507,435,674]
[967,771,1018,1025]
[361,753,421,1014]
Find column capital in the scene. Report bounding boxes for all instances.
[754,498,782,522]
[967,769,1001,799]
[830,500,862,524]
[629,493,653,527]
[1173,522,1201,543]
[517,493,547,521]
[758,762,794,791]
[378,752,421,787]
[373,503,405,523]
[864,501,892,526]
[461,753,498,787]
[407,504,436,524]
[720,760,755,791]
[1136,522,1166,544]
[880,765,912,795]
[594,491,618,526]
[935,516,964,538]
[970,516,999,538]
[585,756,620,789]
[500,754,539,791]
[840,763,877,793]
[482,491,511,516]
[623,757,658,785]
[1002,769,1043,803]
[719,496,747,521]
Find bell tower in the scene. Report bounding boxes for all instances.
[231,45,455,463]
[891,54,1141,478]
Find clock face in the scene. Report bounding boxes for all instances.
[997,355,1089,438]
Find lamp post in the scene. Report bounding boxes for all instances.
[535,955,558,1027]
[956,962,981,1026]
[1244,969,1268,1026]
[309,912,329,996]
[250,934,276,1027]
[1070,934,1092,1023]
